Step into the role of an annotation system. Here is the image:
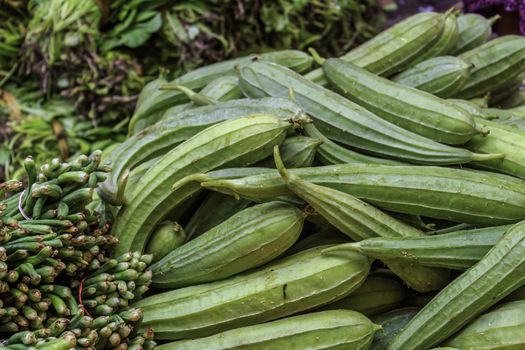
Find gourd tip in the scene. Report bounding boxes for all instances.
[443,7,457,18]
[172,174,208,191]
[274,146,290,182]
[307,47,326,66]
[476,127,490,137]
[321,243,369,261]
[112,169,129,206]
[471,152,505,161]
[489,14,501,24]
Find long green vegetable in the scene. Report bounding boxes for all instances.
[273,146,449,292]
[239,61,501,164]
[390,220,525,349]
[346,225,510,270]
[112,114,293,256]
[200,164,525,225]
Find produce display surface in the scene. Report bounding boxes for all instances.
[2,5,525,350]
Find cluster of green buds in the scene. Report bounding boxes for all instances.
[1,151,109,221]
[0,308,155,349]
[0,152,155,348]
[0,253,154,348]
[0,152,113,330]
[76,252,153,317]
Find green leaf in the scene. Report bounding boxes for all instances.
[0,143,11,164]
[163,10,189,43]
[103,11,162,50]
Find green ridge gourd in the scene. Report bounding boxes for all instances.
[200,164,525,225]
[111,114,292,256]
[303,124,405,165]
[488,72,525,106]
[448,98,486,118]
[134,245,371,340]
[150,202,305,288]
[177,75,242,110]
[469,96,490,108]
[347,225,510,270]
[322,274,405,317]
[285,229,351,256]
[274,147,449,292]
[239,61,502,164]
[257,135,321,168]
[409,11,459,65]
[129,50,313,133]
[455,35,525,99]
[390,220,525,350]
[503,285,525,303]
[145,221,187,263]
[305,12,446,84]
[100,97,301,204]
[323,58,480,145]
[467,116,525,179]
[132,75,169,134]
[156,310,380,350]
[392,56,471,98]
[370,307,419,350]
[445,300,525,349]
[450,14,498,55]
[137,75,243,133]
[184,193,252,240]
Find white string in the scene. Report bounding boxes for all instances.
[18,190,31,220]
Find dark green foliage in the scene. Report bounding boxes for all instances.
[153,0,382,75]
[0,0,382,181]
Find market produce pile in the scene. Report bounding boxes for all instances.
[3,7,525,350]
[0,0,381,180]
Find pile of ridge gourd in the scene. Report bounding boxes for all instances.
[5,8,525,350]
[106,9,525,350]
